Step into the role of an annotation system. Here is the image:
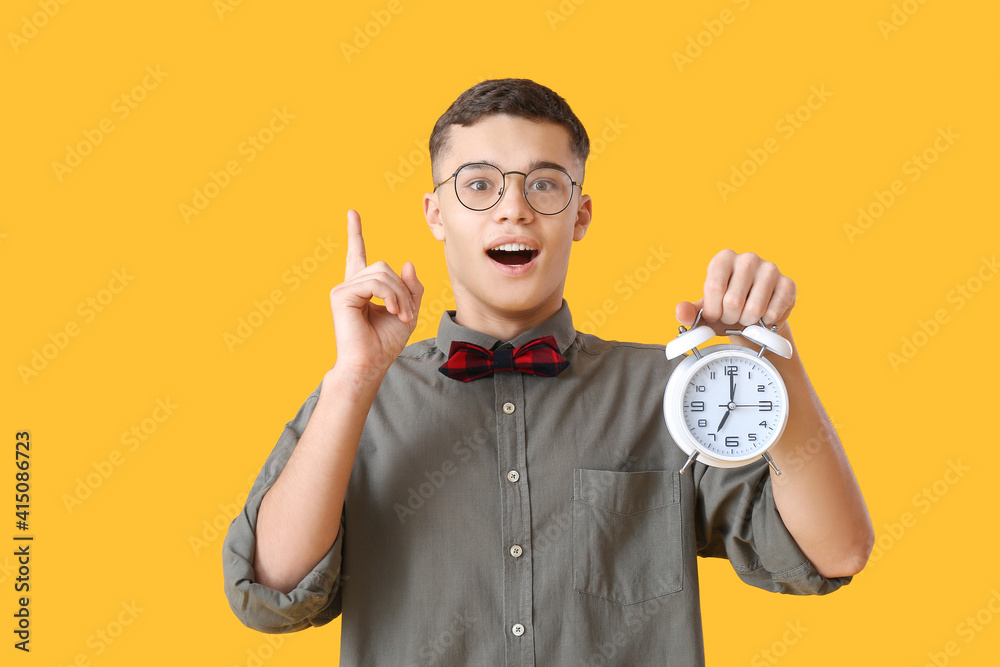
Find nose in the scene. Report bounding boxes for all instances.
[493,172,534,224]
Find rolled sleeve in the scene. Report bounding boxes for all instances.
[695,460,851,596]
[222,383,344,632]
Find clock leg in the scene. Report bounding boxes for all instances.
[762,451,783,476]
[679,450,698,475]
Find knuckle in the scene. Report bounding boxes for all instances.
[759,261,780,280]
[735,252,759,271]
[704,277,728,295]
[709,249,736,270]
[722,294,744,313]
[744,294,766,312]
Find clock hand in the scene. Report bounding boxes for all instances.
[730,373,735,402]
[716,408,730,432]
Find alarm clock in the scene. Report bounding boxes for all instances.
[664,309,793,475]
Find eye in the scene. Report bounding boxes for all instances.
[467,179,492,192]
[529,179,557,192]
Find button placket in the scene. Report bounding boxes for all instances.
[495,368,534,663]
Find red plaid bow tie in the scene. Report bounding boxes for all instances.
[438,335,569,383]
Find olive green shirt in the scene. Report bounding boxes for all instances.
[222,301,850,666]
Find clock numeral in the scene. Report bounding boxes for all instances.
[758,401,773,412]
[691,401,705,412]
[697,419,708,428]
[709,371,716,380]
[695,385,706,393]
[748,433,757,442]
[748,371,752,379]
[724,365,738,376]
[757,385,766,393]
[725,435,739,448]
[759,420,768,428]
[706,433,717,441]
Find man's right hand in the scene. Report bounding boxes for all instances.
[328,209,424,382]
[253,208,421,594]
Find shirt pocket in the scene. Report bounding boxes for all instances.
[572,468,683,606]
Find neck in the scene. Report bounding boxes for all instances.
[453,296,563,342]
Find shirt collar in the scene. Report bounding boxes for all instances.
[434,300,577,356]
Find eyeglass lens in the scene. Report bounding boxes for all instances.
[454,164,574,214]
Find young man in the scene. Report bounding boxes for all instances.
[223,79,873,665]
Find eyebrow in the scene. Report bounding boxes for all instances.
[456,159,573,173]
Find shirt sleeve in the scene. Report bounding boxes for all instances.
[693,460,852,595]
[222,382,345,633]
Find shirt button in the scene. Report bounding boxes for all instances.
[506,470,520,483]
[512,623,525,637]
[510,544,523,558]
[503,402,515,414]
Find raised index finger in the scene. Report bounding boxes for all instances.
[345,209,368,279]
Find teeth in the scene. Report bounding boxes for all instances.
[491,243,535,252]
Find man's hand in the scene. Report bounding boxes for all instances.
[329,209,424,380]
[255,209,423,594]
[675,249,796,334]
[675,249,873,577]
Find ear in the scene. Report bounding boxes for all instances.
[423,192,446,242]
[572,194,593,242]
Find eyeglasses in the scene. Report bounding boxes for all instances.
[433,163,583,216]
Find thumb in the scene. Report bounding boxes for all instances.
[401,261,424,310]
[675,299,702,328]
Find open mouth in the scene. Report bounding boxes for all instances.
[486,243,540,266]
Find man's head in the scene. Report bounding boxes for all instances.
[429,78,590,185]
[423,79,593,337]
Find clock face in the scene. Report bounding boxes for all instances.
[665,348,788,464]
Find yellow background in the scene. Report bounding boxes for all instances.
[3,0,998,664]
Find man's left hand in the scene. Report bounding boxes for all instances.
[675,249,796,335]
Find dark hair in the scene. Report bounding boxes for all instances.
[429,78,590,180]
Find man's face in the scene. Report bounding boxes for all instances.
[423,114,592,328]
